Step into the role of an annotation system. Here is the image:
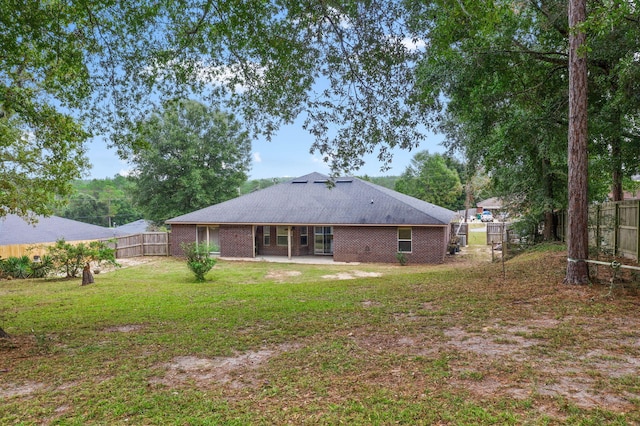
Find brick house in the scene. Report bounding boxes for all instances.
[166,172,456,264]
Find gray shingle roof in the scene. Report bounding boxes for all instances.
[166,172,456,226]
[0,214,129,245]
[115,219,153,234]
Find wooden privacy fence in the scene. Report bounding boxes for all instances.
[557,200,640,261]
[450,222,515,246]
[486,222,511,245]
[0,239,98,259]
[0,233,170,260]
[450,222,469,246]
[104,232,170,258]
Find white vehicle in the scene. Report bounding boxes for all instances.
[481,210,494,222]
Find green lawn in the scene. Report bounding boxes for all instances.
[1,251,639,425]
[467,226,486,246]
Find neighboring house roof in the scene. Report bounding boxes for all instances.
[477,197,503,210]
[458,208,478,218]
[0,214,128,245]
[115,219,153,234]
[167,172,456,226]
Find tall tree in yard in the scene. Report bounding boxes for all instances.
[394,151,463,211]
[408,0,639,244]
[565,0,590,284]
[129,100,251,224]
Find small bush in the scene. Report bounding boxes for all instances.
[46,239,118,278]
[181,242,217,282]
[0,255,55,279]
[0,256,32,279]
[29,255,54,278]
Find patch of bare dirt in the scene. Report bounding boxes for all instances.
[96,256,163,274]
[0,381,45,398]
[150,343,299,389]
[322,270,382,280]
[361,300,383,308]
[444,326,538,360]
[347,315,640,412]
[447,320,639,409]
[444,245,493,266]
[102,324,145,333]
[265,270,302,282]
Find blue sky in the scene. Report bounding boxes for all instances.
[85,123,447,180]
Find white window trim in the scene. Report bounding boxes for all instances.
[276,226,289,246]
[398,227,412,253]
[263,226,271,246]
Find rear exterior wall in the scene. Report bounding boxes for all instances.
[219,225,254,258]
[171,224,450,264]
[333,225,449,264]
[169,224,195,257]
[170,224,254,258]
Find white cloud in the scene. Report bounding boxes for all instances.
[401,37,426,52]
[253,152,262,163]
[140,59,263,93]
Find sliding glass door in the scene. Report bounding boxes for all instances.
[314,226,333,255]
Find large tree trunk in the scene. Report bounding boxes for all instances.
[565,0,590,284]
[464,180,473,223]
[543,211,558,241]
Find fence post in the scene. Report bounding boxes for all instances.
[595,204,600,256]
[614,202,620,257]
[637,200,640,262]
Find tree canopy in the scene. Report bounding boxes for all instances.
[0,0,90,219]
[394,151,463,211]
[1,0,428,223]
[129,99,251,224]
[407,0,640,225]
[55,176,143,227]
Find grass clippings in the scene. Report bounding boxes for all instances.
[1,247,639,424]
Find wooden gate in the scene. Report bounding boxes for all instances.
[486,222,509,244]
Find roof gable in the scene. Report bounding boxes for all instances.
[166,172,456,226]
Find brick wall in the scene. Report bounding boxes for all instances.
[171,223,449,264]
[219,225,254,258]
[170,224,255,258]
[169,224,196,257]
[333,226,448,264]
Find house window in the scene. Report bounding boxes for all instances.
[263,226,271,246]
[196,226,220,253]
[398,227,412,253]
[277,226,289,246]
[300,226,308,246]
